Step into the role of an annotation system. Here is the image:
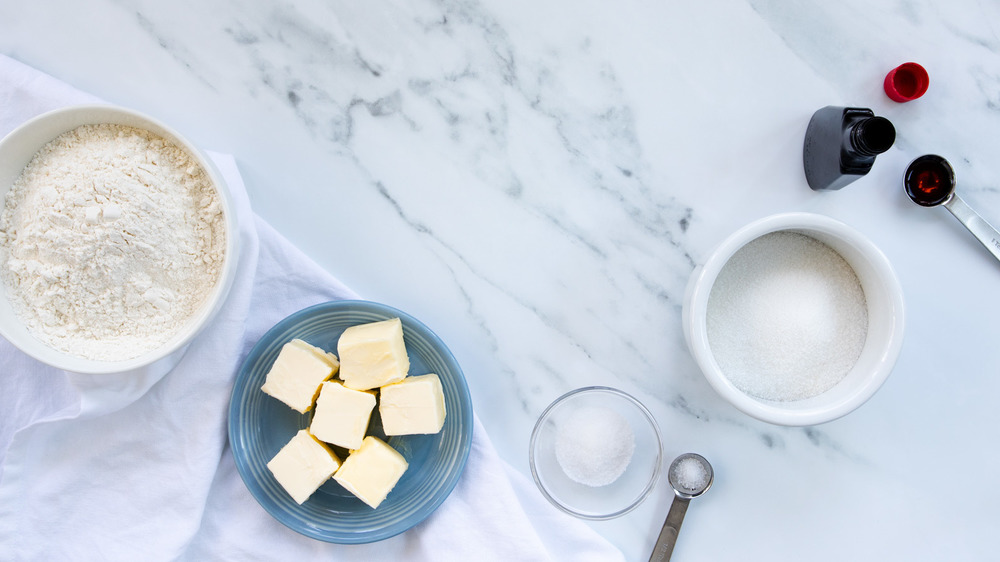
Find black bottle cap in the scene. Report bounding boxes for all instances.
[853,116,895,156]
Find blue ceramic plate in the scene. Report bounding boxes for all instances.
[228,300,473,543]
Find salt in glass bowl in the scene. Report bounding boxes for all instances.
[682,212,905,426]
[0,104,239,378]
[529,386,662,520]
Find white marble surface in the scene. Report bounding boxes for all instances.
[3,0,1000,559]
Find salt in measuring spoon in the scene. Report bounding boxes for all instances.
[904,154,1000,263]
[648,453,713,562]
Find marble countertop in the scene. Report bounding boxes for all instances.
[3,1,999,560]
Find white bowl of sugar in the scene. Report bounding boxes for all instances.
[682,212,904,426]
[0,104,239,378]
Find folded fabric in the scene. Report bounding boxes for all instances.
[0,54,624,561]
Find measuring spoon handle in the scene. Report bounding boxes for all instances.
[648,496,689,562]
[943,193,1000,263]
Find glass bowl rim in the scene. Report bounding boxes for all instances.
[528,386,663,520]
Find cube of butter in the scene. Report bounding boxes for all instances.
[266,429,342,505]
[261,339,340,413]
[379,373,447,436]
[337,318,409,391]
[333,436,408,509]
[309,381,376,450]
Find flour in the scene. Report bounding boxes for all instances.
[0,124,226,361]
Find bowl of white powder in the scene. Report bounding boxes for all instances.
[0,104,238,376]
[682,212,904,426]
[529,386,662,520]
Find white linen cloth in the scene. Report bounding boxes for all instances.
[0,55,625,562]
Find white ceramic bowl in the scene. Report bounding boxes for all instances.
[682,212,904,426]
[0,104,239,377]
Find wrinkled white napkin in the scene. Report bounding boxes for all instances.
[0,55,624,562]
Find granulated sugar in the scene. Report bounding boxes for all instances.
[555,406,635,487]
[706,231,868,401]
[0,124,225,361]
[672,456,710,495]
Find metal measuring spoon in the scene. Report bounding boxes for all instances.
[904,154,1000,263]
[648,453,714,562]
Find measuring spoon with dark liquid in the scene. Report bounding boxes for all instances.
[904,154,1000,263]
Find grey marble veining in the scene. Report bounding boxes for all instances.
[2,0,999,559]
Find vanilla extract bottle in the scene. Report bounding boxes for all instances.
[803,106,895,191]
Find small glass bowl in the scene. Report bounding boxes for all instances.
[529,386,662,520]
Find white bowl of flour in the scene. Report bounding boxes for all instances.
[682,213,904,426]
[0,105,239,376]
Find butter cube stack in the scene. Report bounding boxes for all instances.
[259,318,449,509]
[309,381,376,450]
[379,373,447,436]
[333,436,409,509]
[261,339,340,413]
[266,430,342,505]
[337,317,409,391]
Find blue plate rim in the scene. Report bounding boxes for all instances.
[227,299,474,544]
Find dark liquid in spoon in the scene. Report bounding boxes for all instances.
[904,155,955,207]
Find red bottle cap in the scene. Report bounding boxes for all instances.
[884,62,929,102]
